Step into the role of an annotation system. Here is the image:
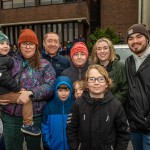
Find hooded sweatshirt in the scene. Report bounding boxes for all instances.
[42,76,74,150]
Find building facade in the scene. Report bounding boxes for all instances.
[0,0,138,48]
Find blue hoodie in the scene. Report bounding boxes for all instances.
[42,76,74,150]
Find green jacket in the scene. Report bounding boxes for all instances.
[100,60,128,104]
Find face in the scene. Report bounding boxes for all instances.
[72,52,87,66]
[74,83,84,99]
[128,33,148,56]
[87,68,108,98]
[43,33,60,56]
[0,41,10,55]
[96,41,111,63]
[58,88,70,102]
[20,42,36,58]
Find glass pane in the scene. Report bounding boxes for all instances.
[53,24,56,32]
[40,0,51,5]
[13,0,24,8]
[25,0,35,7]
[64,24,67,42]
[68,23,73,42]
[52,0,63,4]
[47,24,51,32]
[75,23,78,39]
[58,24,62,43]
[3,1,12,9]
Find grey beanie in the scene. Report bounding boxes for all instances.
[0,31,9,42]
[126,24,150,42]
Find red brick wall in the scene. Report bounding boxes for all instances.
[100,0,138,37]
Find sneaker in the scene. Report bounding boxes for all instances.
[21,124,41,136]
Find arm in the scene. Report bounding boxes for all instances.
[41,105,51,149]
[66,101,79,150]
[114,104,130,150]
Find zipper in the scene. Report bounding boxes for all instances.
[62,103,65,150]
[78,143,81,150]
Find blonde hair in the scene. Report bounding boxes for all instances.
[91,38,117,63]
[73,80,85,91]
[84,64,112,90]
[43,32,60,42]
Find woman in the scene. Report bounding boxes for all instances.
[0,29,56,150]
[91,38,128,108]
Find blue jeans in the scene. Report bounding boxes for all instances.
[131,132,150,150]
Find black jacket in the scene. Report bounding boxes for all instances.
[61,60,88,83]
[66,91,130,150]
[125,54,150,133]
[0,55,20,94]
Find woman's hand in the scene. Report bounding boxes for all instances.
[0,99,10,105]
[17,91,33,105]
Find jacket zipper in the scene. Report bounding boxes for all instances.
[62,103,65,150]
[78,143,81,150]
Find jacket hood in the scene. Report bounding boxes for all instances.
[54,76,73,103]
[82,91,114,105]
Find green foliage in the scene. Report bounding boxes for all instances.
[87,27,121,52]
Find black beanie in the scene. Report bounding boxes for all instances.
[126,24,150,42]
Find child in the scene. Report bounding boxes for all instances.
[42,76,74,150]
[62,42,89,82]
[0,31,40,136]
[73,80,84,99]
[66,64,130,150]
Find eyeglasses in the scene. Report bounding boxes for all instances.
[21,42,36,48]
[87,77,106,83]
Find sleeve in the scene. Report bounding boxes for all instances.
[0,59,20,92]
[66,101,79,150]
[114,103,130,150]
[114,63,128,104]
[41,105,51,149]
[27,61,56,102]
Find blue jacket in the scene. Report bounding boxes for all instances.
[42,49,70,77]
[42,76,74,150]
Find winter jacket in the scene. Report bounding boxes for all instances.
[42,50,70,77]
[1,54,56,116]
[125,53,150,133]
[42,76,74,150]
[66,91,130,150]
[101,60,128,104]
[0,54,20,94]
[61,59,88,83]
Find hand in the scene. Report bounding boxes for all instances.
[0,99,10,105]
[18,91,33,105]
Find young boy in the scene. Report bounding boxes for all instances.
[0,31,40,136]
[42,76,74,150]
[73,80,84,99]
[67,64,130,150]
[62,42,89,82]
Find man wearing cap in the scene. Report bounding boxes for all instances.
[125,24,150,150]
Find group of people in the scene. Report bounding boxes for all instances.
[0,23,150,150]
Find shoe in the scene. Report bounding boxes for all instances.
[21,124,41,136]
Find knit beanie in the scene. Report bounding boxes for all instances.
[18,29,39,46]
[126,24,150,42]
[70,42,89,62]
[0,31,9,42]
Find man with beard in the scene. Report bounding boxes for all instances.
[125,24,150,150]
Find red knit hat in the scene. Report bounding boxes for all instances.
[18,29,39,46]
[70,42,89,60]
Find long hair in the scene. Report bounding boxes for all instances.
[91,38,117,64]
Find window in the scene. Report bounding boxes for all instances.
[13,0,23,8]
[2,0,12,9]
[25,0,35,7]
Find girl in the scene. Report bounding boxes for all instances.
[66,64,130,150]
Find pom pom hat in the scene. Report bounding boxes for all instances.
[126,24,150,42]
[70,42,89,61]
[18,29,39,46]
[0,31,9,42]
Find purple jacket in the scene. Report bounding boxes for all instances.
[2,54,56,116]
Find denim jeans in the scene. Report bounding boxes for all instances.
[131,131,150,150]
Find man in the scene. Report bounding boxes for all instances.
[42,32,70,77]
[125,24,150,150]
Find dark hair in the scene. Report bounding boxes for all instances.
[57,84,69,90]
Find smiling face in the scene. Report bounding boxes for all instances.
[86,68,108,98]
[74,82,84,99]
[20,42,36,58]
[0,41,10,55]
[58,88,70,102]
[96,41,110,65]
[43,33,60,57]
[127,33,149,56]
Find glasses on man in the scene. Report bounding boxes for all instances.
[21,42,36,48]
[87,77,106,83]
